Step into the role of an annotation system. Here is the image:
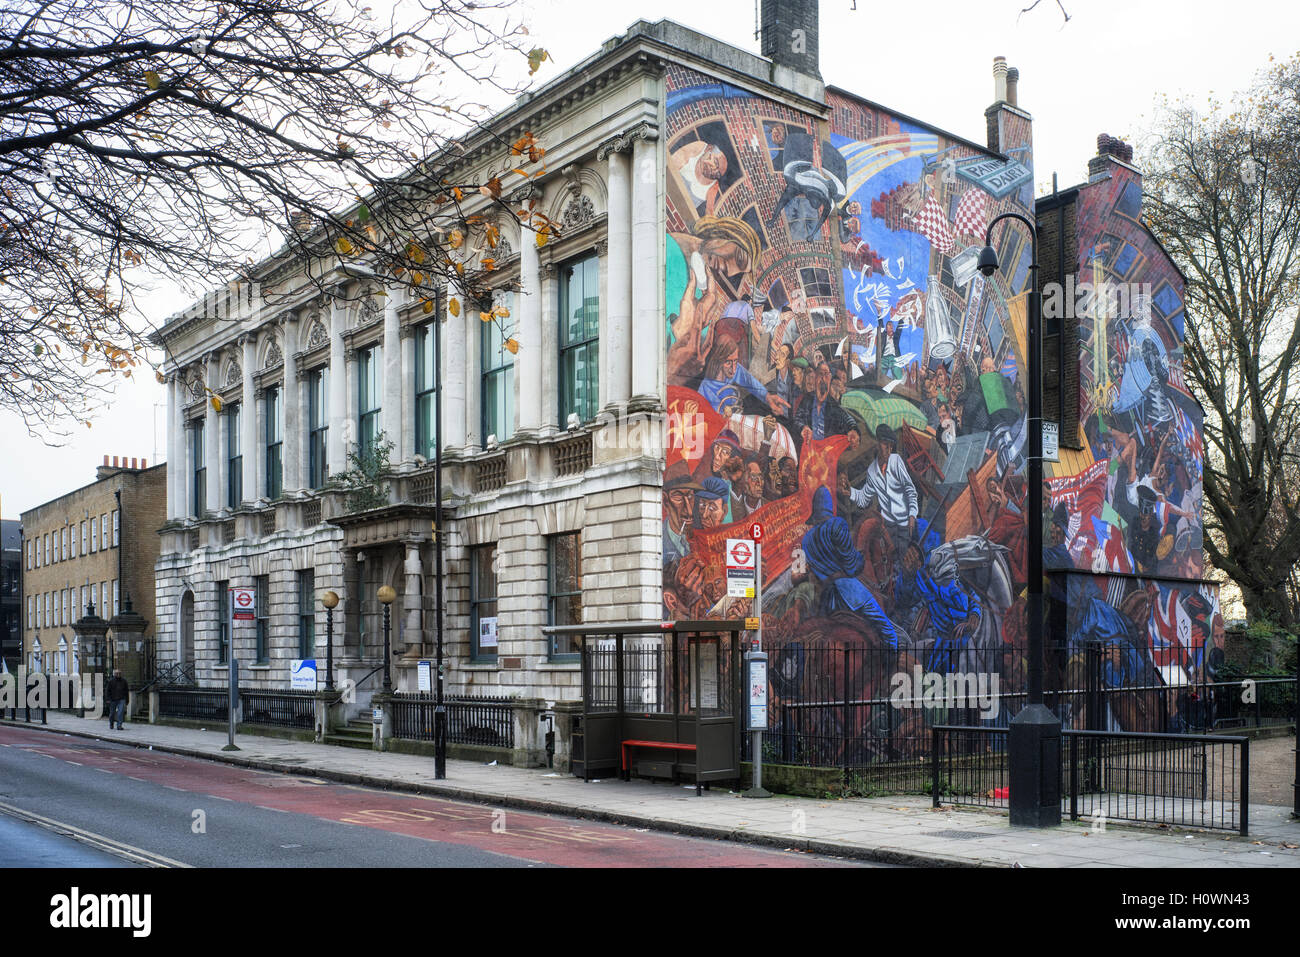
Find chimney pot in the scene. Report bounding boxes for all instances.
[102,455,109,466]
[1006,67,1019,107]
[112,456,118,467]
[993,57,1008,103]
[142,459,147,469]
[760,0,821,80]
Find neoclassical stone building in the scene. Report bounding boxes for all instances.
[157,2,1213,738]
[152,19,689,702]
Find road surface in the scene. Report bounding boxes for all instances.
[0,724,869,868]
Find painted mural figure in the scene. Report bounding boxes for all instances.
[661,69,1214,765]
[799,486,906,647]
[669,139,728,216]
[847,424,918,566]
[894,541,981,674]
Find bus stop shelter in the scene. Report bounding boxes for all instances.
[544,620,746,794]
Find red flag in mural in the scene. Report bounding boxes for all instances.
[666,384,727,469]
[1049,459,1110,519]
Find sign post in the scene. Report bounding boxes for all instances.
[742,521,771,798]
[224,586,253,752]
[223,656,240,751]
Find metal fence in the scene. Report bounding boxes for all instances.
[158,687,230,722]
[739,642,1291,796]
[929,724,1250,834]
[157,687,314,730]
[389,693,515,748]
[239,689,315,730]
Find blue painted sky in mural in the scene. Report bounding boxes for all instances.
[832,122,932,373]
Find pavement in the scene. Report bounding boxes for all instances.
[4,711,1298,868]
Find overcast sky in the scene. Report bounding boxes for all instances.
[3,0,1296,519]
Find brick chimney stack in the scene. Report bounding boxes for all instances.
[985,58,1030,155]
[1089,133,1136,182]
[760,0,821,80]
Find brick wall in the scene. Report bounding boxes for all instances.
[19,462,166,667]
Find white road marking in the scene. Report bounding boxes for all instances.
[0,799,191,868]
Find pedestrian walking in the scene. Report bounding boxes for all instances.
[106,669,129,730]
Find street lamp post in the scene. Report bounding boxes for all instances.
[433,284,447,779]
[321,590,338,692]
[378,585,395,694]
[978,212,1061,828]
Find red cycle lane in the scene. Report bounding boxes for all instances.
[0,725,855,868]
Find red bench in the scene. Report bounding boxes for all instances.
[621,740,703,794]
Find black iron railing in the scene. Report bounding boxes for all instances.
[389,692,515,748]
[239,689,315,730]
[930,725,1250,834]
[156,686,314,730]
[158,687,229,721]
[737,642,1291,795]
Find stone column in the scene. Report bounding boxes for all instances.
[540,262,559,426]
[166,374,181,520]
[182,379,196,518]
[240,335,257,503]
[517,216,542,433]
[204,353,221,516]
[282,317,303,493]
[600,139,633,407]
[382,287,402,452]
[215,398,228,512]
[402,540,422,656]
[345,345,359,457]
[630,128,661,402]
[400,321,416,461]
[328,294,348,476]
[460,284,481,449]
[444,288,468,452]
[253,383,266,502]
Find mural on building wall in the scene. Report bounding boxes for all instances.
[661,69,1218,750]
[1049,571,1224,731]
[1044,159,1206,584]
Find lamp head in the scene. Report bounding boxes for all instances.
[321,590,339,610]
[377,585,397,606]
[977,245,1000,277]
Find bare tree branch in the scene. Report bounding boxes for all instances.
[0,0,553,440]
[1142,54,1300,627]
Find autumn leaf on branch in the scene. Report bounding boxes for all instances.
[0,0,552,440]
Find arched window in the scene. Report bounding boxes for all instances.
[31,638,42,672]
[56,636,67,674]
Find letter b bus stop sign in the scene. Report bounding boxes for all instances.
[726,538,756,597]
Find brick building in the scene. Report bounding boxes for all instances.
[1,519,19,670]
[20,458,166,676]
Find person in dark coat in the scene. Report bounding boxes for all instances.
[106,669,129,730]
[799,486,905,647]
